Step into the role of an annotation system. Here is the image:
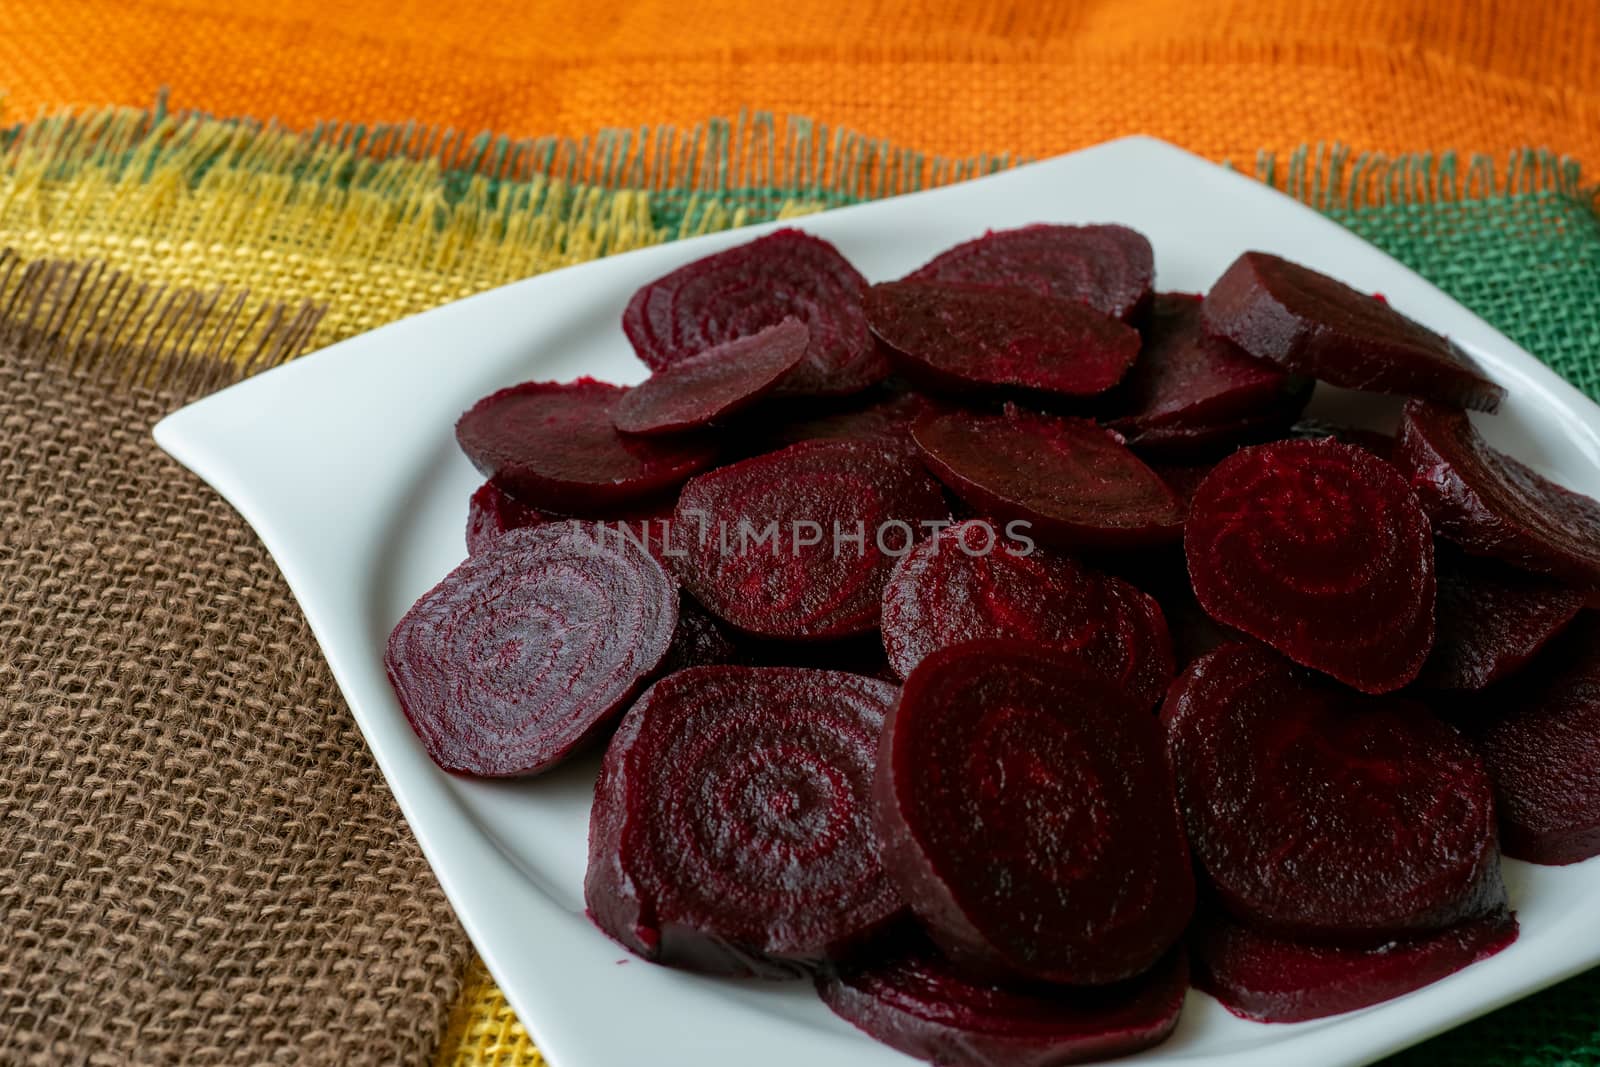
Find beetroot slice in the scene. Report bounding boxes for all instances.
[1193,910,1517,1024]
[1162,644,1505,943]
[1396,399,1600,595]
[877,640,1195,984]
[669,439,948,639]
[879,520,1175,709]
[585,666,903,976]
[456,378,716,514]
[866,280,1140,397]
[906,223,1155,322]
[465,480,545,556]
[1464,616,1600,864]
[818,942,1188,1067]
[612,318,809,435]
[1417,548,1583,690]
[913,406,1182,550]
[385,522,678,777]
[622,228,887,396]
[1184,438,1436,693]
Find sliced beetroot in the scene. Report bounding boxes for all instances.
[465,480,545,556]
[1417,548,1583,690]
[879,520,1174,709]
[669,439,948,640]
[1185,438,1436,693]
[907,223,1155,322]
[1201,251,1504,412]
[877,640,1195,984]
[385,522,678,777]
[585,666,902,976]
[1396,399,1600,596]
[612,318,809,435]
[1162,644,1505,944]
[1193,910,1518,1024]
[913,406,1182,550]
[818,941,1188,1067]
[657,594,739,675]
[866,280,1141,397]
[456,378,716,514]
[622,228,887,396]
[1464,616,1600,864]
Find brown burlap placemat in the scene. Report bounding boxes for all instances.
[0,259,470,1065]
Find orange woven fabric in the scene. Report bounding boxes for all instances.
[5,0,1600,169]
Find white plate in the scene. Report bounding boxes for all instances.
[155,136,1600,1067]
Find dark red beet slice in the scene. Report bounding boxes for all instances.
[1396,399,1600,595]
[818,941,1188,1067]
[612,318,809,435]
[385,522,678,777]
[465,480,545,556]
[877,640,1195,984]
[1418,548,1583,690]
[456,378,716,514]
[1201,251,1504,412]
[1464,616,1600,864]
[907,223,1155,322]
[1193,910,1518,1023]
[669,439,948,639]
[865,280,1140,397]
[1162,644,1505,943]
[879,520,1174,709]
[1185,438,1436,693]
[585,666,902,976]
[657,594,739,675]
[622,228,887,396]
[913,406,1183,550]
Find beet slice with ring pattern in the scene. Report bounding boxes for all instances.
[877,640,1195,985]
[1193,909,1518,1023]
[1396,399,1600,597]
[622,228,887,396]
[818,941,1189,1067]
[669,439,948,640]
[456,378,716,514]
[1184,438,1436,693]
[1201,251,1504,412]
[913,407,1183,550]
[385,522,678,777]
[612,318,809,435]
[906,223,1155,322]
[1162,644,1505,944]
[585,666,903,976]
[865,280,1141,397]
[465,480,545,556]
[879,520,1174,709]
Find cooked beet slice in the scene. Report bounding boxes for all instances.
[465,480,545,556]
[622,228,886,396]
[1201,252,1504,412]
[866,280,1140,397]
[657,594,739,675]
[1163,644,1505,943]
[585,666,902,976]
[385,522,677,777]
[612,318,809,435]
[1396,399,1600,595]
[906,223,1155,322]
[877,640,1195,984]
[1464,616,1600,864]
[879,520,1174,708]
[1418,548,1583,690]
[1185,438,1436,693]
[669,439,948,639]
[1193,910,1518,1023]
[913,407,1182,550]
[456,378,716,514]
[818,941,1188,1067]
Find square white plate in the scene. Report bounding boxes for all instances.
[155,136,1600,1067]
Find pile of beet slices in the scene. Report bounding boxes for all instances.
[386,224,1600,1065]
